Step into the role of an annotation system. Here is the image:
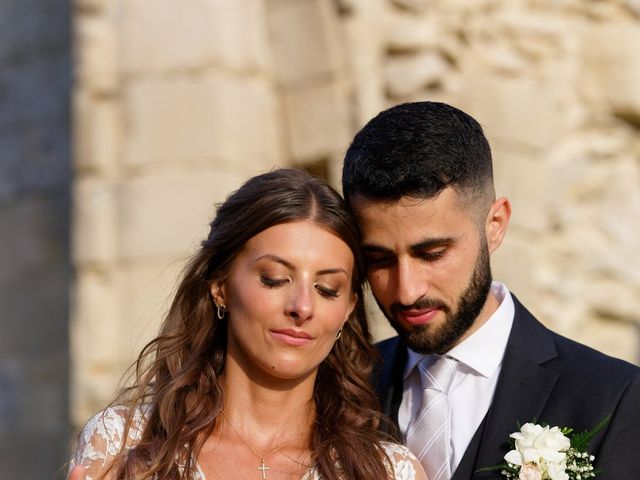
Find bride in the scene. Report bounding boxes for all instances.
[69,168,428,480]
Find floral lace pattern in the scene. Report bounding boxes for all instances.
[71,407,422,480]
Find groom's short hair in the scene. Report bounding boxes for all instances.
[342,101,495,212]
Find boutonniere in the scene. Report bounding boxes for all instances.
[481,417,608,480]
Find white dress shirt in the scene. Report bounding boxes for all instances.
[398,282,514,472]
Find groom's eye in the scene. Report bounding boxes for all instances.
[417,249,445,262]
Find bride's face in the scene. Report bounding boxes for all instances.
[211,220,356,383]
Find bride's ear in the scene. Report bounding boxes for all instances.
[210,281,226,307]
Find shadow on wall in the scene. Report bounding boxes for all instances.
[0,1,72,478]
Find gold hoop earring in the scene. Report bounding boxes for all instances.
[335,327,343,341]
[216,303,227,320]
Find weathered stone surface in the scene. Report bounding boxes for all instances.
[283,80,351,163]
[113,262,186,361]
[461,74,569,149]
[391,0,429,13]
[64,0,640,442]
[386,51,449,98]
[120,0,271,74]
[116,171,246,260]
[493,148,554,233]
[72,271,120,366]
[583,23,640,121]
[268,0,345,86]
[72,178,117,265]
[123,73,281,169]
[73,91,121,174]
[385,12,439,51]
[74,16,119,93]
[73,0,110,14]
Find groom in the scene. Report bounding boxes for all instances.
[342,101,640,479]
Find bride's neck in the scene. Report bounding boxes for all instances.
[220,356,316,440]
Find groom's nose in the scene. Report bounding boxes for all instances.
[394,258,425,307]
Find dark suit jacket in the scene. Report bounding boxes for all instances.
[375,294,640,479]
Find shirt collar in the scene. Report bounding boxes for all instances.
[403,282,514,379]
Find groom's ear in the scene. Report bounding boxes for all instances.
[485,196,511,254]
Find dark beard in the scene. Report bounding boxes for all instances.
[381,242,492,355]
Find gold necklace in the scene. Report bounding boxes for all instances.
[220,410,293,479]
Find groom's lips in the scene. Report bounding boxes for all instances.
[398,308,441,326]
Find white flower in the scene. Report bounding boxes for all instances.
[519,463,543,480]
[504,423,571,467]
[547,461,570,480]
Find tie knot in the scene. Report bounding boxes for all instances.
[418,355,457,394]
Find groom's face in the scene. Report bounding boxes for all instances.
[350,188,494,354]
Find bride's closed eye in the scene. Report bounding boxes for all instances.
[259,275,289,288]
[314,282,341,299]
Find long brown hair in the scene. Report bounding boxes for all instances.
[102,168,392,479]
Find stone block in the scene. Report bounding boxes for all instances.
[268,0,345,86]
[120,0,270,74]
[72,271,121,366]
[74,15,118,94]
[385,11,439,51]
[385,51,449,98]
[116,170,246,260]
[491,235,538,309]
[562,162,640,287]
[586,279,640,326]
[73,90,121,174]
[391,0,428,13]
[461,74,570,149]
[123,73,281,169]
[72,178,117,265]
[73,0,110,14]
[283,80,351,163]
[113,262,186,360]
[492,147,553,233]
[582,23,640,122]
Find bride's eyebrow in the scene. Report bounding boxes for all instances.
[255,254,294,269]
[317,268,348,276]
[254,255,348,277]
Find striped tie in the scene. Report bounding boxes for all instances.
[405,355,457,480]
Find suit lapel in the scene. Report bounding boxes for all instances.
[375,336,407,439]
[465,296,560,478]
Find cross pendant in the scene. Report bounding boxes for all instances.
[257,458,270,479]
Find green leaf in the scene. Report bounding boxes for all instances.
[570,414,610,453]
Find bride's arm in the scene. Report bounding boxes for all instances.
[383,443,428,480]
[69,406,140,480]
[383,442,429,480]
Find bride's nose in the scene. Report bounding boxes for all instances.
[285,282,314,323]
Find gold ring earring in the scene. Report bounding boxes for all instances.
[335,327,343,341]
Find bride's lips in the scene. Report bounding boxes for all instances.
[398,308,441,326]
[270,329,313,346]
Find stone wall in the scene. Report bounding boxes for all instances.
[69,0,640,435]
[0,1,72,478]
[70,0,356,425]
[341,0,640,361]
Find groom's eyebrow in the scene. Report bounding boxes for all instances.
[410,236,456,252]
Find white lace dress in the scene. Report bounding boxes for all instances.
[70,406,423,480]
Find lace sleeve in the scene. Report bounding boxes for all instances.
[69,406,145,480]
[382,442,429,480]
